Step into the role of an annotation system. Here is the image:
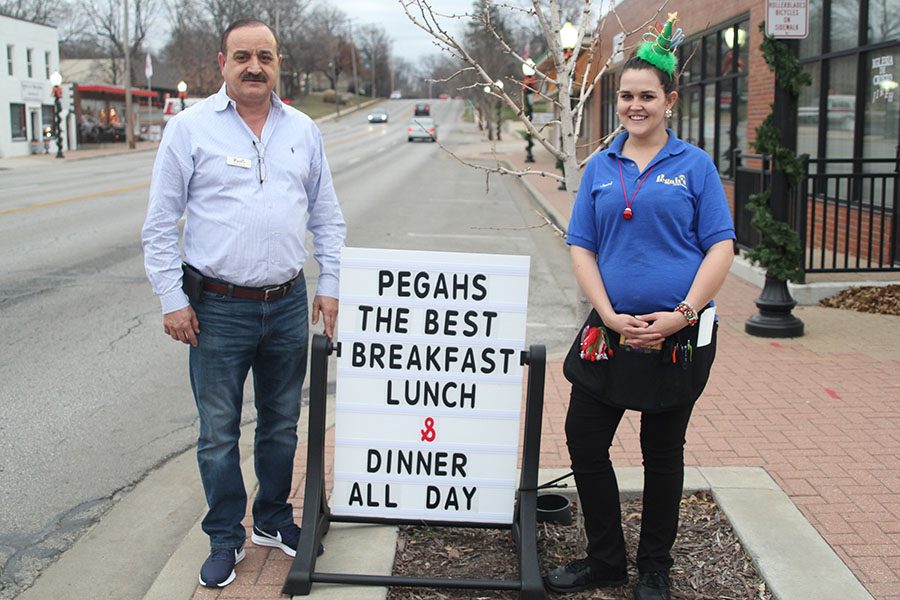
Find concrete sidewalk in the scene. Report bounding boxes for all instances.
[16,117,900,600]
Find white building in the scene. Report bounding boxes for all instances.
[0,15,71,159]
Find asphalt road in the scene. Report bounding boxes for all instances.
[0,98,581,598]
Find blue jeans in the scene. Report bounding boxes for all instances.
[189,278,308,550]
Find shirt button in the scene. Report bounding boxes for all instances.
[268,203,273,208]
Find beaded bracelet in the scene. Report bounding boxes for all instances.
[675,301,698,327]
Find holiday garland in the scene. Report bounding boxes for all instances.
[745,22,812,283]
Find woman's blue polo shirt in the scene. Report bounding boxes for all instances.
[567,129,735,315]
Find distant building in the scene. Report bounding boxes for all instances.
[0,14,70,158]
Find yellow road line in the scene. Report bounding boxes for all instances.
[0,181,150,217]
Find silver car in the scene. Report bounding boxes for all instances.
[367,108,388,123]
[407,117,437,142]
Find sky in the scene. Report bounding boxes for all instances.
[329,0,475,63]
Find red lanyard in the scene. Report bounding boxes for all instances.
[617,159,654,221]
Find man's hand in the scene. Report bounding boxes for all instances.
[163,306,200,347]
[312,295,338,339]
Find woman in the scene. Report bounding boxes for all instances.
[544,15,735,600]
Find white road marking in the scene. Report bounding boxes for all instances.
[406,232,527,240]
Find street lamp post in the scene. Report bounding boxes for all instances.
[558,22,578,190]
[521,59,536,163]
[49,71,64,159]
[177,80,187,112]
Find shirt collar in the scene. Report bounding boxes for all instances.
[608,128,688,159]
[213,83,285,114]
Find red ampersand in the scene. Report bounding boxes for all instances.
[420,417,436,442]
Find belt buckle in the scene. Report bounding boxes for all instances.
[263,285,282,301]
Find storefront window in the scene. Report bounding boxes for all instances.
[703,83,715,152]
[863,47,898,209]
[736,76,748,156]
[10,103,26,140]
[829,0,861,52]
[675,19,749,174]
[703,36,716,79]
[825,56,857,159]
[868,0,900,45]
[797,63,822,157]
[41,104,56,137]
[799,0,824,58]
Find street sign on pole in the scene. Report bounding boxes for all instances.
[765,0,809,38]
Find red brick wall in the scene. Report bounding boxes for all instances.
[805,199,896,268]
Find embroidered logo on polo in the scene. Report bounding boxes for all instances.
[655,173,687,188]
[598,181,613,188]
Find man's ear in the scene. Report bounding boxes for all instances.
[217,52,226,73]
[278,53,283,66]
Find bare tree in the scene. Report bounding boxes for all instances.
[401,0,666,199]
[357,23,392,97]
[81,0,158,84]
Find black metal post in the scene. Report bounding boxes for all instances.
[496,100,502,141]
[515,345,547,599]
[53,86,64,159]
[283,334,333,596]
[745,39,804,337]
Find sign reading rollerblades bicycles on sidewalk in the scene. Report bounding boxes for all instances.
[332,247,531,524]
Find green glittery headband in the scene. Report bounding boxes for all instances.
[636,12,684,77]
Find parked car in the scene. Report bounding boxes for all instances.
[389,90,402,100]
[367,107,389,123]
[438,93,450,100]
[407,117,437,142]
[414,102,430,116]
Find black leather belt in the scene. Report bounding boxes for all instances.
[202,270,303,302]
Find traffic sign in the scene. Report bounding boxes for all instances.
[766,0,809,38]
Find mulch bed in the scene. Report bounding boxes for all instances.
[819,284,900,316]
[388,491,772,599]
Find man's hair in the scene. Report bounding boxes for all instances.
[220,19,280,56]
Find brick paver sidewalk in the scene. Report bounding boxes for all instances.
[190,126,900,600]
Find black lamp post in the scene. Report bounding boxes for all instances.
[177,80,187,112]
[522,59,536,163]
[49,71,64,159]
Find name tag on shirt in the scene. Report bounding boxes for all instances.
[226,156,252,169]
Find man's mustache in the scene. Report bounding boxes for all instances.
[242,73,267,82]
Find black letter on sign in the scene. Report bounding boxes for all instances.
[378,271,394,295]
[426,485,440,509]
[367,449,382,473]
[349,482,363,506]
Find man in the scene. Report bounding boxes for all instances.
[141,18,345,588]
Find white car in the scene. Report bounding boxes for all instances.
[407,117,437,142]
[389,91,402,100]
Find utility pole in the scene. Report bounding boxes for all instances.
[348,20,359,107]
[123,0,135,149]
[275,0,283,98]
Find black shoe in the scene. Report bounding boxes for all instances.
[198,545,245,588]
[543,558,628,593]
[634,570,670,600]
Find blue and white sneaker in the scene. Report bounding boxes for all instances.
[251,523,323,557]
[198,545,245,588]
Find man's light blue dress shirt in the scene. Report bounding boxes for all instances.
[142,84,346,314]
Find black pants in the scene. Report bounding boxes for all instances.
[565,385,694,576]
